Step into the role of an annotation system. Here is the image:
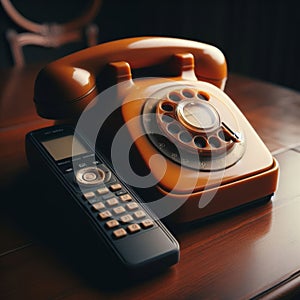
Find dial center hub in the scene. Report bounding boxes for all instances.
[176,100,220,131]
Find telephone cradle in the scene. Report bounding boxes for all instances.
[32,36,279,224]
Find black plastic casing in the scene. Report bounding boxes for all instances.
[25,125,179,277]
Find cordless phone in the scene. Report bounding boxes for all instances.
[25,124,179,273]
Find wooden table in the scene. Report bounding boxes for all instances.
[1,65,300,300]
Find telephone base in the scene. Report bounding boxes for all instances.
[134,158,279,224]
[165,194,272,231]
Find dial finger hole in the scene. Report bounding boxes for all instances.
[167,123,181,135]
[161,114,174,123]
[168,91,182,102]
[161,102,174,112]
[179,131,193,143]
[194,136,207,148]
[197,91,210,101]
[182,89,195,98]
[218,129,231,142]
[208,136,221,148]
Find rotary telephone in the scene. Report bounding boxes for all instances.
[32,36,279,223]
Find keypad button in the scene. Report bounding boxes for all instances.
[141,219,154,229]
[120,214,134,223]
[133,210,146,219]
[110,183,122,192]
[115,190,127,196]
[64,167,73,173]
[113,206,126,215]
[76,167,105,186]
[83,191,96,200]
[99,210,112,220]
[113,228,127,238]
[128,223,141,233]
[83,172,97,182]
[106,197,119,206]
[106,219,119,229]
[120,194,132,202]
[92,202,105,211]
[96,187,109,195]
[126,202,139,211]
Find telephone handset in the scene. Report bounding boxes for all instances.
[34,37,227,119]
[33,36,279,223]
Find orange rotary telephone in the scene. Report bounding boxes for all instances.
[33,37,279,223]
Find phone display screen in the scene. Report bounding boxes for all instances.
[42,135,88,161]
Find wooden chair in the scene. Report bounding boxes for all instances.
[1,0,102,67]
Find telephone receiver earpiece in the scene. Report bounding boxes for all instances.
[34,36,227,120]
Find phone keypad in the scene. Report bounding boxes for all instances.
[78,162,156,239]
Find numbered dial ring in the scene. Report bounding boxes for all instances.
[142,84,245,170]
[156,88,236,156]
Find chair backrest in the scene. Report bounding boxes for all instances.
[1,0,102,67]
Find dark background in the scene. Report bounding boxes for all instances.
[0,0,298,91]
